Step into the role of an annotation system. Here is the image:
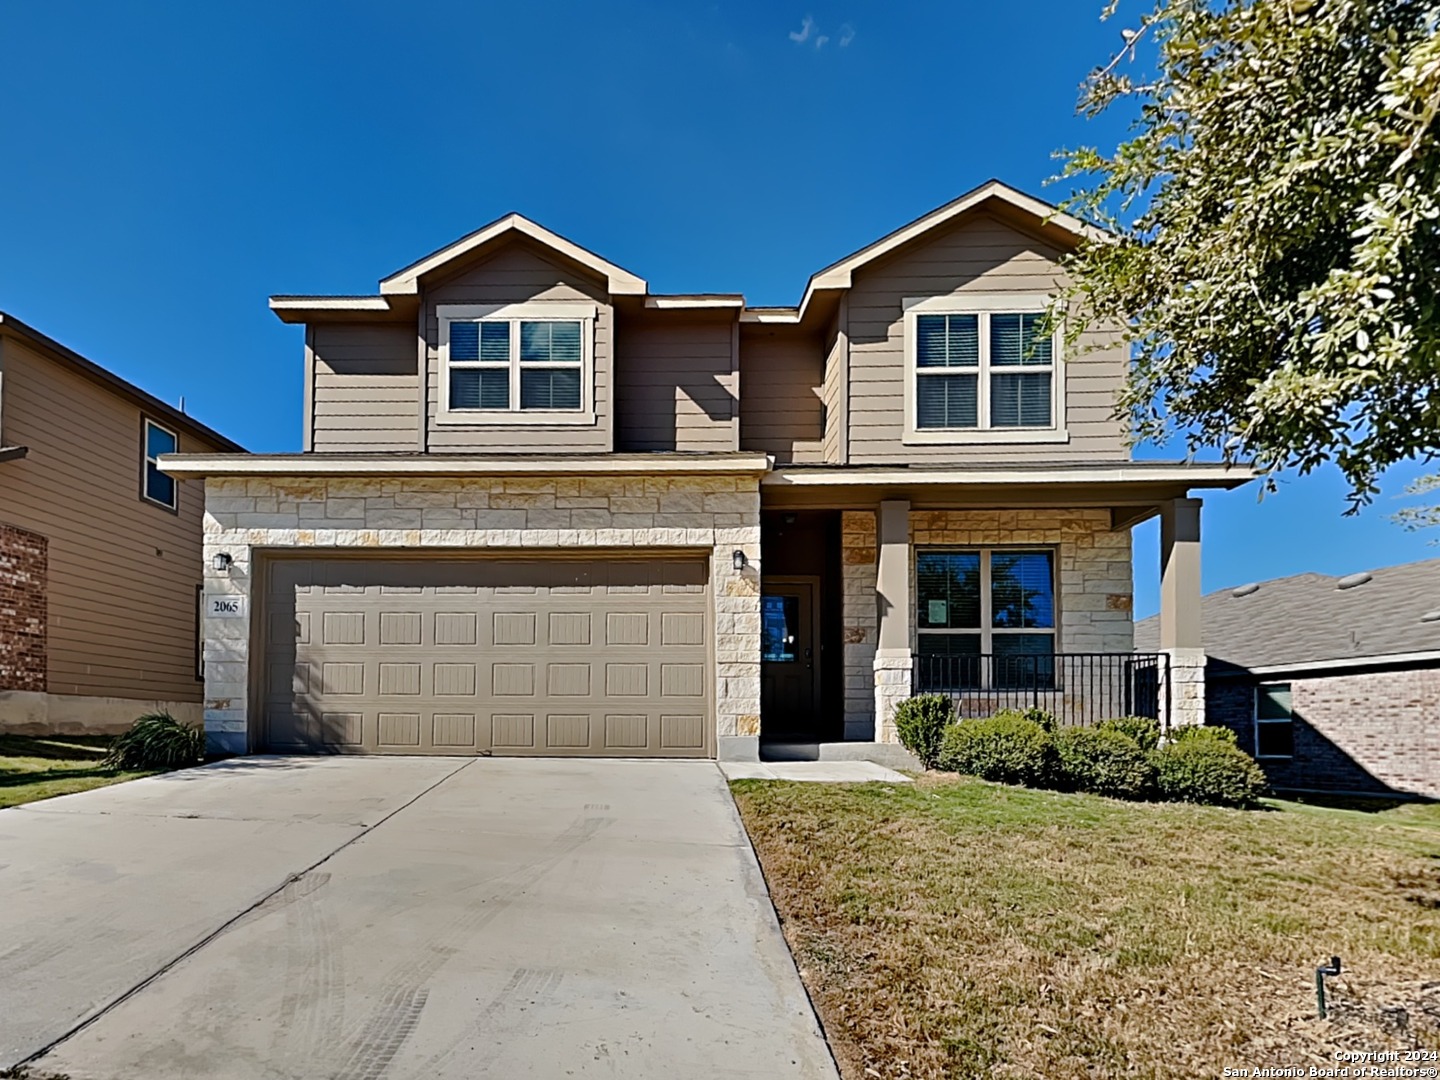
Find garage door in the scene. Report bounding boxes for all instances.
[261,557,711,757]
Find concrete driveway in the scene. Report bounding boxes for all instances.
[0,757,838,1079]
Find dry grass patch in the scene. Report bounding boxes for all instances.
[732,774,1440,1080]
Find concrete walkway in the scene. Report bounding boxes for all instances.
[0,757,838,1080]
[717,760,912,783]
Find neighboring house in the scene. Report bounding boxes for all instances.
[163,180,1249,760]
[1137,560,1440,799]
[0,313,243,734]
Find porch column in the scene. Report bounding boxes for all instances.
[873,499,913,742]
[1158,497,1206,729]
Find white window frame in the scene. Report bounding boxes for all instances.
[437,301,597,426]
[913,546,1061,657]
[902,293,1068,445]
[1254,682,1295,760]
[141,417,179,511]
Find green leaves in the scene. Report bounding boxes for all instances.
[1057,0,1440,514]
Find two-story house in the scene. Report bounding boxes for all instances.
[0,313,242,734]
[163,181,1249,759]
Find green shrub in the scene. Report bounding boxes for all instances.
[893,695,954,769]
[1098,715,1162,753]
[1151,729,1268,808]
[937,714,1054,787]
[1171,724,1238,746]
[1054,726,1156,800]
[991,706,1059,733]
[103,712,204,771]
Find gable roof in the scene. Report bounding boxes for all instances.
[271,180,1101,325]
[1135,557,1440,673]
[0,312,244,453]
[378,213,647,297]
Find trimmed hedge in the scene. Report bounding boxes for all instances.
[1054,726,1156,800]
[991,706,1059,733]
[1152,727,1268,808]
[937,714,1054,787]
[893,694,954,769]
[1098,715,1162,754]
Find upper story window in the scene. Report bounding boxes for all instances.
[903,295,1066,445]
[142,418,178,510]
[438,302,595,426]
[1254,683,1294,759]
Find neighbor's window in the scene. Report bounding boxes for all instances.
[915,548,1056,688]
[447,318,584,414]
[142,418,178,510]
[1255,683,1294,758]
[914,311,1054,430]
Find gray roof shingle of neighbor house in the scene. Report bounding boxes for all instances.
[1135,557,1440,671]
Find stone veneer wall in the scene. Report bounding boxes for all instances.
[1209,669,1440,799]
[841,511,878,740]
[0,522,47,693]
[200,474,761,755]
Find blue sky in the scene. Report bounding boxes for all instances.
[1,0,1434,615]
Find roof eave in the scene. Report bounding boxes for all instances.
[159,452,774,480]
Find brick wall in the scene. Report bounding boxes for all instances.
[1209,667,1440,799]
[0,522,47,692]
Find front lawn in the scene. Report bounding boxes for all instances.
[0,734,154,809]
[732,775,1440,1079]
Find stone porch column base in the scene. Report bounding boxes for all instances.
[1161,647,1207,730]
[873,649,913,744]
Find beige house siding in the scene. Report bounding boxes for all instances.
[423,240,614,452]
[615,313,737,452]
[0,337,213,708]
[310,323,418,452]
[820,308,848,464]
[845,213,1127,464]
[738,328,825,464]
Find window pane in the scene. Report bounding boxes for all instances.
[917,314,978,368]
[1257,721,1294,758]
[146,423,177,458]
[520,367,582,410]
[916,373,978,429]
[991,313,1052,367]
[990,372,1052,427]
[450,321,479,361]
[449,368,509,410]
[992,634,1056,690]
[480,321,511,360]
[145,463,176,507]
[916,634,982,657]
[1257,684,1292,720]
[991,551,1054,629]
[761,595,798,662]
[520,320,583,363]
[916,551,981,629]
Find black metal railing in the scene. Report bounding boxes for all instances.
[913,652,1167,727]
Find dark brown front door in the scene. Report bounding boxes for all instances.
[760,577,820,739]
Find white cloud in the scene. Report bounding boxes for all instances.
[814,33,829,48]
[788,15,815,43]
[838,23,855,47]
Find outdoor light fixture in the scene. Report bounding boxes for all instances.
[212,552,233,573]
[732,550,747,571]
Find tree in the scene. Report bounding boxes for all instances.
[1056,0,1440,513]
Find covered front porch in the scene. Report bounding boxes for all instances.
[745,462,1248,762]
